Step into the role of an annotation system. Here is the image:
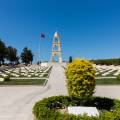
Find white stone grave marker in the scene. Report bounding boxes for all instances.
[0,78,4,81]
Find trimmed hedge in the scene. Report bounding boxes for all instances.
[65,59,96,97]
[33,96,120,120]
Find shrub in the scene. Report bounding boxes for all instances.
[65,59,96,97]
[117,74,120,80]
[4,75,10,81]
[33,96,120,120]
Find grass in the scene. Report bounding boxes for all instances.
[0,79,46,85]
[96,78,120,85]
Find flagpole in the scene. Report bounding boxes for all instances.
[39,33,45,65]
[39,38,41,65]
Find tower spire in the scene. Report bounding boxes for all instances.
[50,32,62,63]
[54,31,59,39]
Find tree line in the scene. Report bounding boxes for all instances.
[91,58,120,65]
[68,56,120,65]
[0,39,33,66]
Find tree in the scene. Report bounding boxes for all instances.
[21,47,33,65]
[65,58,96,97]
[69,56,73,63]
[6,46,18,64]
[0,39,6,65]
[15,56,20,65]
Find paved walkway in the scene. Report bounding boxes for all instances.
[94,85,120,99]
[0,63,120,120]
[0,63,68,120]
[96,76,116,79]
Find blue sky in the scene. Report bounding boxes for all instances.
[0,0,120,62]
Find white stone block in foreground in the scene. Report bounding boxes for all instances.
[68,106,99,117]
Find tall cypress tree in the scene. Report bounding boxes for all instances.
[0,39,6,65]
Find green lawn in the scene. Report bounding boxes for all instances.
[96,78,120,85]
[0,79,46,85]
[0,78,119,85]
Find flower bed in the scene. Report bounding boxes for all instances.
[33,96,120,120]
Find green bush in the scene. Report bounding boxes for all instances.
[33,96,120,120]
[4,75,10,81]
[117,74,120,80]
[65,59,96,97]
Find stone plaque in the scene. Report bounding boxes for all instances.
[68,106,99,116]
